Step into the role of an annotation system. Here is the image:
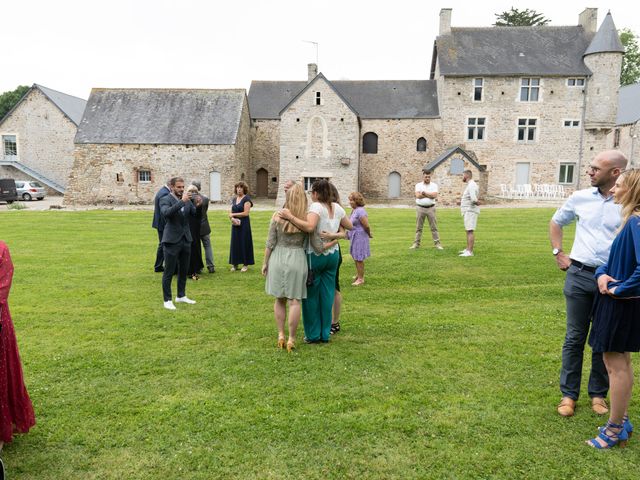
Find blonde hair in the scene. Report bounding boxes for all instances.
[349,191,365,207]
[619,169,640,227]
[283,183,308,233]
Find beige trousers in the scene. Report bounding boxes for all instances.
[414,205,440,246]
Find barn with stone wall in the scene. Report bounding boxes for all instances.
[65,88,250,205]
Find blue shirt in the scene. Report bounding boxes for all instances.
[596,216,640,298]
[551,187,621,267]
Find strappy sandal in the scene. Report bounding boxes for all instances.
[330,323,341,334]
[587,421,629,449]
[600,415,633,439]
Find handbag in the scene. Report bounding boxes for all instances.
[306,251,315,287]
[305,236,315,287]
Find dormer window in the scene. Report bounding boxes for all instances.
[567,78,585,87]
[520,78,540,102]
[315,91,322,106]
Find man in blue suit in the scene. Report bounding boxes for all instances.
[152,180,171,272]
[160,177,197,310]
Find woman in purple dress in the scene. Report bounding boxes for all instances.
[347,192,372,286]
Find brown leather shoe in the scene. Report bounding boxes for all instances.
[557,397,576,417]
[591,397,609,415]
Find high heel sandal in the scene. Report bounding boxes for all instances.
[286,339,295,353]
[330,323,341,334]
[277,336,286,349]
[587,420,629,449]
[601,415,633,439]
[624,415,634,439]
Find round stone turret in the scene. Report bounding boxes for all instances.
[583,12,625,130]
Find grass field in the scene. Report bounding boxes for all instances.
[0,206,638,479]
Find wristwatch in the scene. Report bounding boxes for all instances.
[552,248,561,256]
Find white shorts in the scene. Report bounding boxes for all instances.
[463,211,478,231]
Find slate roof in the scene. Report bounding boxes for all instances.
[584,13,625,56]
[616,83,640,125]
[0,84,87,127]
[248,79,439,119]
[75,89,246,145]
[434,26,594,77]
[35,84,87,125]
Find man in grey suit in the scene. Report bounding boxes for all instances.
[160,177,197,310]
[192,180,215,273]
[152,180,171,272]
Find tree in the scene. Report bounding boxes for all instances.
[620,29,640,86]
[494,8,550,27]
[0,85,30,121]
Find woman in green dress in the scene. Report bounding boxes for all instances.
[262,183,309,352]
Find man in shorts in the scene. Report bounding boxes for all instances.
[459,170,479,257]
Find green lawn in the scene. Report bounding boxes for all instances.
[1,207,638,479]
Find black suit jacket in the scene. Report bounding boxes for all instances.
[160,194,195,244]
[152,185,171,230]
[199,195,211,236]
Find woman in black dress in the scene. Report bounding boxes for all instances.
[187,185,204,280]
[228,181,255,272]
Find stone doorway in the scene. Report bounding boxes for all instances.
[388,171,401,198]
[256,168,268,197]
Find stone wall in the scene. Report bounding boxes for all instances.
[250,120,280,198]
[607,124,639,167]
[437,74,610,195]
[359,118,445,201]
[278,76,360,205]
[232,100,252,197]
[0,88,78,189]
[64,143,237,205]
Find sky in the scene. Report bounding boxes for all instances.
[1,0,639,100]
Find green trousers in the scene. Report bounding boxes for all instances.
[302,250,339,342]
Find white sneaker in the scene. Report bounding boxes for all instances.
[435,244,444,250]
[458,249,467,254]
[409,244,419,249]
[175,296,196,304]
[164,300,176,310]
[459,250,474,257]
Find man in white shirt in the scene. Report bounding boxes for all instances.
[410,169,443,250]
[549,150,628,417]
[459,170,480,257]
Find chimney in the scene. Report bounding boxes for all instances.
[439,8,452,35]
[579,8,598,34]
[308,63,318,82]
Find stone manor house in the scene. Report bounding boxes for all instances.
[14,7,628,205]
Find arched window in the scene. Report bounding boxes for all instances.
[417,137,427,152]
[362,132,378,154]
[388,171,401,198]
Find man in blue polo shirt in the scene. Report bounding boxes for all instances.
[549,150,628,417]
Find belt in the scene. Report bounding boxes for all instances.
[571,259,596,273]
[417,204,435,209]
